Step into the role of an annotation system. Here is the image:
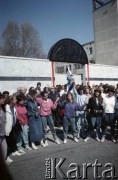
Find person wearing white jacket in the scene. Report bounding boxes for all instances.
[5,95,21,157]
[101,87,116,143]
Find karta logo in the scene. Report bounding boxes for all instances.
[45,158,117,179]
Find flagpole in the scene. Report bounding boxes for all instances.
[87,63,90,84]
[51,61,55,87]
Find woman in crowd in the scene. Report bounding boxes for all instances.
[16,94,32,153]
[115,90,118,142]
[25,90,44,150]
[101,87,116,143]
[73,86,88,139]
[36,92,61,146]
[5,95,21,160]
[59,92,82,144]
[0,93,9,164]
[84,89,104,142]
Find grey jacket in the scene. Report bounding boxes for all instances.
[0,107,6,136]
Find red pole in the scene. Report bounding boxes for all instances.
[87,63,90,84]
[51,61,55,87]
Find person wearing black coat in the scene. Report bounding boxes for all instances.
[84,89,104,142]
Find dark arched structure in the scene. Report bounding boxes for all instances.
[48,38,88,64]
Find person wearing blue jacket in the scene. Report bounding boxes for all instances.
[59,92,82,144]
[25,90,44,150]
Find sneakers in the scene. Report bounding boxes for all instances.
[12,151,21,156]
[6,156,13,163]
[18,149,26,154]
[101,136,105,143]
[45,140,49,147]
[77,133,80,139]
[112,138,116,143]
[84,137,89,142]
[25,146,32,151]
[40,140,47,147]
[95,137,101,142]
[55,139,61,144]
[74,137,79,143]
[63,139,67,144]
[5,160,12,166]
[31,143,38,150]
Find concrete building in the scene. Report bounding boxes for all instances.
[93,0,118,65]
[83,41,95,63]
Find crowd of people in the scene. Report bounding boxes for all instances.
[0,82,118,165]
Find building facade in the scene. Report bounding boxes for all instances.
[93,0,118,65]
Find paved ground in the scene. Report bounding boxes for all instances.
[8,128,118,180]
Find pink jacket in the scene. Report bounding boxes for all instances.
[15,105,28,125]
[36,98,57,116]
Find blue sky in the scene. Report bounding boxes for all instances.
[0,0,94,55]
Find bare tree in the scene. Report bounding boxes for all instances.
[20,23,44,58]
[1,21,21,56]
[0,21,46,58]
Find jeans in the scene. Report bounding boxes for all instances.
[16,124,29,150]
[0,136,7,160]
[63,117,77,139]
[75,113,88,138]
[102,113,115,137]
[116,111,118,137]
[41,115,57,141]
[91,117,101,138]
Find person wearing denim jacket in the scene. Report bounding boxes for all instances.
[59,92,82,144]
[25,90,43,150]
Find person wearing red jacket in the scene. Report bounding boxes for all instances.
[16,94,32,153]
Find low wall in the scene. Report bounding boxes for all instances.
[84,63,118,86]
[0,56,118,94]
[0,56,52,93]
[0,56,81,94]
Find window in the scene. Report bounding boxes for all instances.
[57,66,64,73]
[74,64,82,69]
[89,47,93,54]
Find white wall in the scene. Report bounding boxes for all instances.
[0,56,82,94]
[0,56,118,94]
[0,56,52,94]
[84,63,118,86]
